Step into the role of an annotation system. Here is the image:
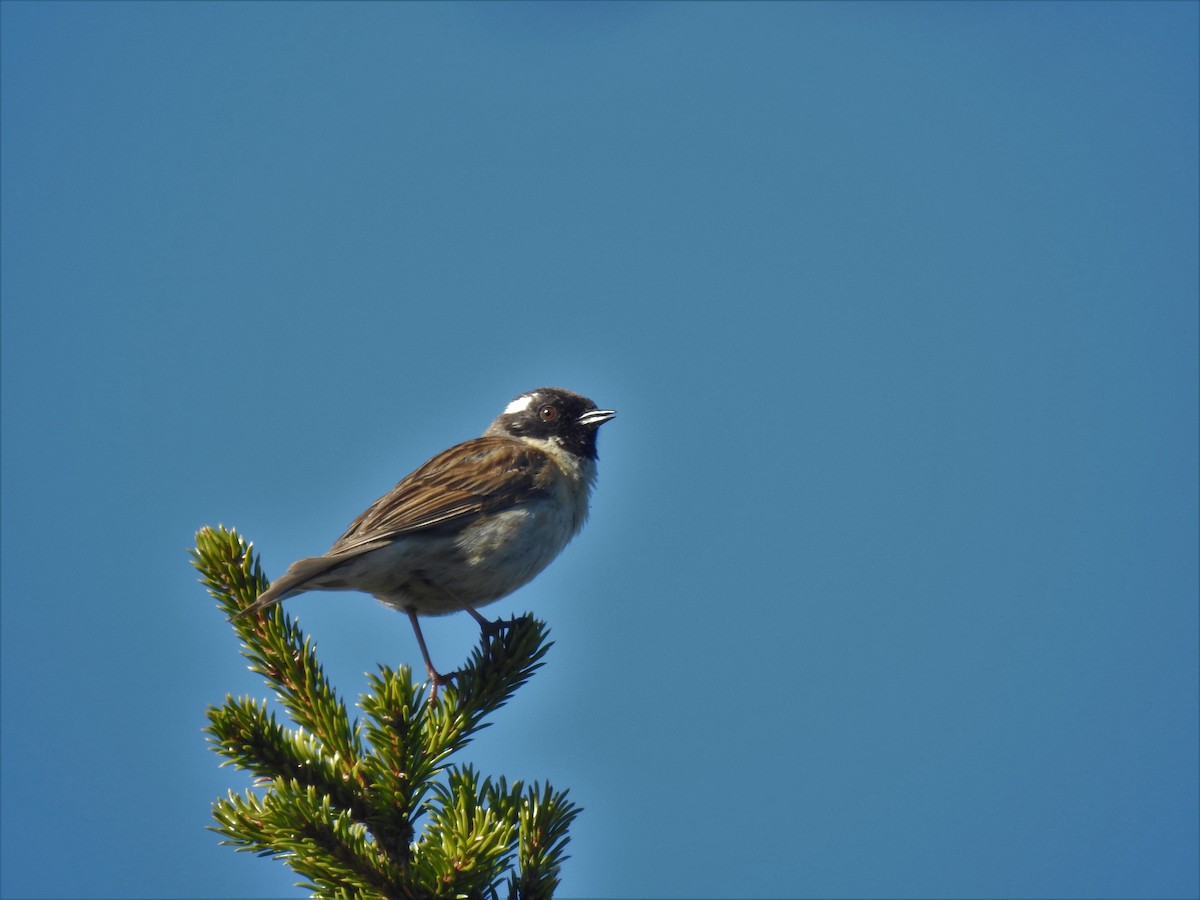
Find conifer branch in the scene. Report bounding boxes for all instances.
[193,525,580,898]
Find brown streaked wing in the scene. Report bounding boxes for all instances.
[326,437,552,555]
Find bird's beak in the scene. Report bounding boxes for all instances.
[578,408,616,428]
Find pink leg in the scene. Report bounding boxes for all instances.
[443,588,509,636]
[406,608,452,699]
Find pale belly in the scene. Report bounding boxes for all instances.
[323,500,582,616]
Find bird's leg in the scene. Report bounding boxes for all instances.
[462,600,513,637]
[465,604,507,636]
[406,608,455,701]
[443,588,511,637]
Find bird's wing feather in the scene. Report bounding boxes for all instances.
[235,437,556,619]
[327,436,553,555]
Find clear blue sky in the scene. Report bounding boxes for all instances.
[2,2,1197,898]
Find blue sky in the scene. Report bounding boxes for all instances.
[1,2,1197,898]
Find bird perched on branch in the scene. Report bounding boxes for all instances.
[238,387,616,691]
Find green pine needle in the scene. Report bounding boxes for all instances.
[193,525,581,898]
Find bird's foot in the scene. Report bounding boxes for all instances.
[478,615,515,638]
[426,667,459,705]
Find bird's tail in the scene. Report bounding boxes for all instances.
[232,554,344,619]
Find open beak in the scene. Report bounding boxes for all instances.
[578,408,617,428]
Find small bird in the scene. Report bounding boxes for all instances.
[239,387,616,690]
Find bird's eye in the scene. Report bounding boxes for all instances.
[539,404,558,422]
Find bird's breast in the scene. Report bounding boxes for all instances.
[373,454,594,616]
[456,494,578,583]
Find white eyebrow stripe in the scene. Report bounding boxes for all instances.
[503,394,535,415]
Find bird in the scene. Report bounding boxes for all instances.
[238,387,616,691]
